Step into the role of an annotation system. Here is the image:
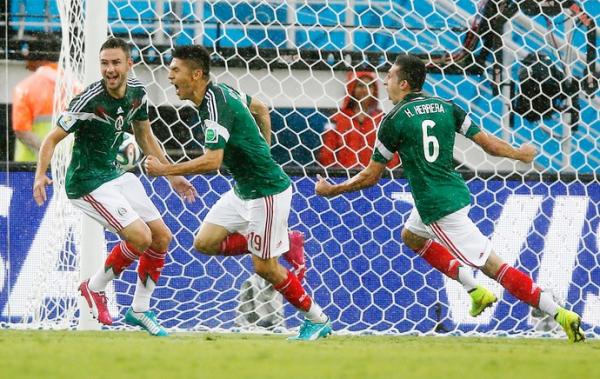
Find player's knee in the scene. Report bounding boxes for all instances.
[151,228,172,252]
[193,237,219,255]
[129,230,152,252]
[401,228,418,250]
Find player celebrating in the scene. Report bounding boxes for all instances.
[33,37,197,336]
[144,45,331,341]
[315,54,584,342]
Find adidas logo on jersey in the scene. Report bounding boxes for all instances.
[117,106,124,115]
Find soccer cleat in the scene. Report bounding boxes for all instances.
[125,308,169,337]
[288,318,332,341]
[555,308,585,343]
[469,285,498,317]
[78,279,112,325]
[283,231,306,281]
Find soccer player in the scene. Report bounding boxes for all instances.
[33,37,197,336]
[315,54,585,342]
[144,45,331,341]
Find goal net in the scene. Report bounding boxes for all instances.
[7,0,599,338]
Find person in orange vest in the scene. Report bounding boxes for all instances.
[319,71,400,169]
[12,35,60,162]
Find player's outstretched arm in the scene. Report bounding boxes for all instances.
[249,97,271,145]
[132,119,174,164]
[33,127,69,206]
[471,131,537,163]
[145,148,224,177]
[315,160,385,197]
[133,120,198,202]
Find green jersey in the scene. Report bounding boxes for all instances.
[57,78,148,198]
[198,82,291,200]
[372,93,482,224]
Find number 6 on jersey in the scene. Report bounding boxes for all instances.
[422,119,439,163]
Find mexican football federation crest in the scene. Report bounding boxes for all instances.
[115,115,124,131]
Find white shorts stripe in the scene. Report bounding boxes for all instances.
[71,173,162,234]
[405,206,492,268]
[263,195,273,259]
[430,222,476,267]
[83,194,123,231]
[204,187,292,259]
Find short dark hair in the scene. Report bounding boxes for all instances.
[100,37,131,58]
[394,54,426,91]
[171,45,211,77]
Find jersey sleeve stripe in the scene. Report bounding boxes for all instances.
[205,90,219,123]
[126,78,146,88]
[69,82,103,112]
[205,119,230,142]
[374,140,394,161]
[459,115,472,135]
[70,86,103,113]
[57,112,103,131]
[126,77,143,84]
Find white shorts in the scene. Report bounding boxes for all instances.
[70,172,162,233]
[204,186,292,259]
[405,206,492,267]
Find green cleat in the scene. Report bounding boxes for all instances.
[469,286,498,317]
[288,318,332,341]
[554,308,585,343]
[125,308,169,337]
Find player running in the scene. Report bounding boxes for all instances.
[315,54,584,342]
[144,45,331,341]
[33,37,197,336]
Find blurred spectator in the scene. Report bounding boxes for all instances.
[12,34,60,162]
[319,71,400,169]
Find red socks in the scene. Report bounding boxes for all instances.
[417,240,460,280]
[105,241,140,275]
[138,248,166,285]
[105,241,167,285]
[274,270,312,312]
[495,263,541,307]
[219,233,249,256]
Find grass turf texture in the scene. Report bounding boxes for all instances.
[0,330,598,379]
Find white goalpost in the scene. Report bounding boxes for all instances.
[6,0,599,338]
[77,0,109,330]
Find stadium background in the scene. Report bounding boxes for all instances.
[0,0,599,337]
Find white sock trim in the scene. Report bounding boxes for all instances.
[538,291,560,317]
[457,266,477,292]
[303,302,328,324]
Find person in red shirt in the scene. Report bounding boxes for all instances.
[319,71,400,169]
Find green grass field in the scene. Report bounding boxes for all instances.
[0,330,598,379]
